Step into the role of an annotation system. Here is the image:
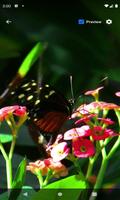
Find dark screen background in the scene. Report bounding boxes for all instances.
[0,1,120,97]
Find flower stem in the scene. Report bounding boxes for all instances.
[0,142,12,188]
[94,159,108,189]
[36,171,43,189]
[0,142,8,160]
[86,151,99,180]
[43,170,53,187]
[0,129,17,189]
[9,136,17,160]
[100,141,106,159]
[89,158,108,200]
[86,158,94,179]
[6,158,12,189]
[107,136,120,160]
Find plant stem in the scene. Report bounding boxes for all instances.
[6,135,17,189]
[100,141,106,159]
[9,136,17,160]
[86,151,99,180]
[43,170,53,187]
[107,136,120,160]
[0,142,12,188]
[86,158,94,179]
[36,171,43,189]
[94,159,108,189]
[0,132,17,189]
[6,158,12,189]
[0,142,8,160]
[89,158,108,200]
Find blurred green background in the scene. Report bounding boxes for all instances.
[0,1,120,98]
[0,0,120,194]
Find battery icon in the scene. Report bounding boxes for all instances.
[78,19,85,25]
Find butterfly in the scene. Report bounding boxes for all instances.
[10,79,72,149]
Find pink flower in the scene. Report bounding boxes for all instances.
[27,160,48,176]
[80,102,120,113]
[75,114,96,125]
[74,102,104,115]
[27,158,68,178]
[71,104,89,118]
[85,102,106,112]
[84,87,104,101]
[45,158,68,178]
[115,92,120,97]
[46,134,63,152]
[64,125,90,140]
[88,126,117,140]
[51,142,70,162]
[102,103,120,110]
[71,104,99,119]
[72,138,95,158]
[98,118,114,125]
[0,105,27,121]
[85,87,104,97]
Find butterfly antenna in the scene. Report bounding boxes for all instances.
[70,75,75,104]
[99,76,108,87]
[37,57,43,94]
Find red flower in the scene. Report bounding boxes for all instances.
[88,126,117,140]
[0,105,27,121]
[51,142,70,162]
[13,106,27,116]
[64,126,90,140]
[72,138,95,158]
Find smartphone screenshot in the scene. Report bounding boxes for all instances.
[0,1,120,200]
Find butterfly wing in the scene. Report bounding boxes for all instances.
[12,80,72,134]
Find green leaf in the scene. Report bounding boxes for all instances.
[8,158,27,200]
[12,157,27,189]
[18,42,45,78]
[45,175,87,189]
[31,175,87,200]
[0,134,12,143]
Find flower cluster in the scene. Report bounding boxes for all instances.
[27,158,68,178]
[0,105,28,189]
[0,105,27,121]
[47,87,120,162]
[0,105,27,137]
[27,87,120,189]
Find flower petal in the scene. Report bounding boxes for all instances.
[51,142,70,162]
[64,126,90,140]
[72,138,95,158]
